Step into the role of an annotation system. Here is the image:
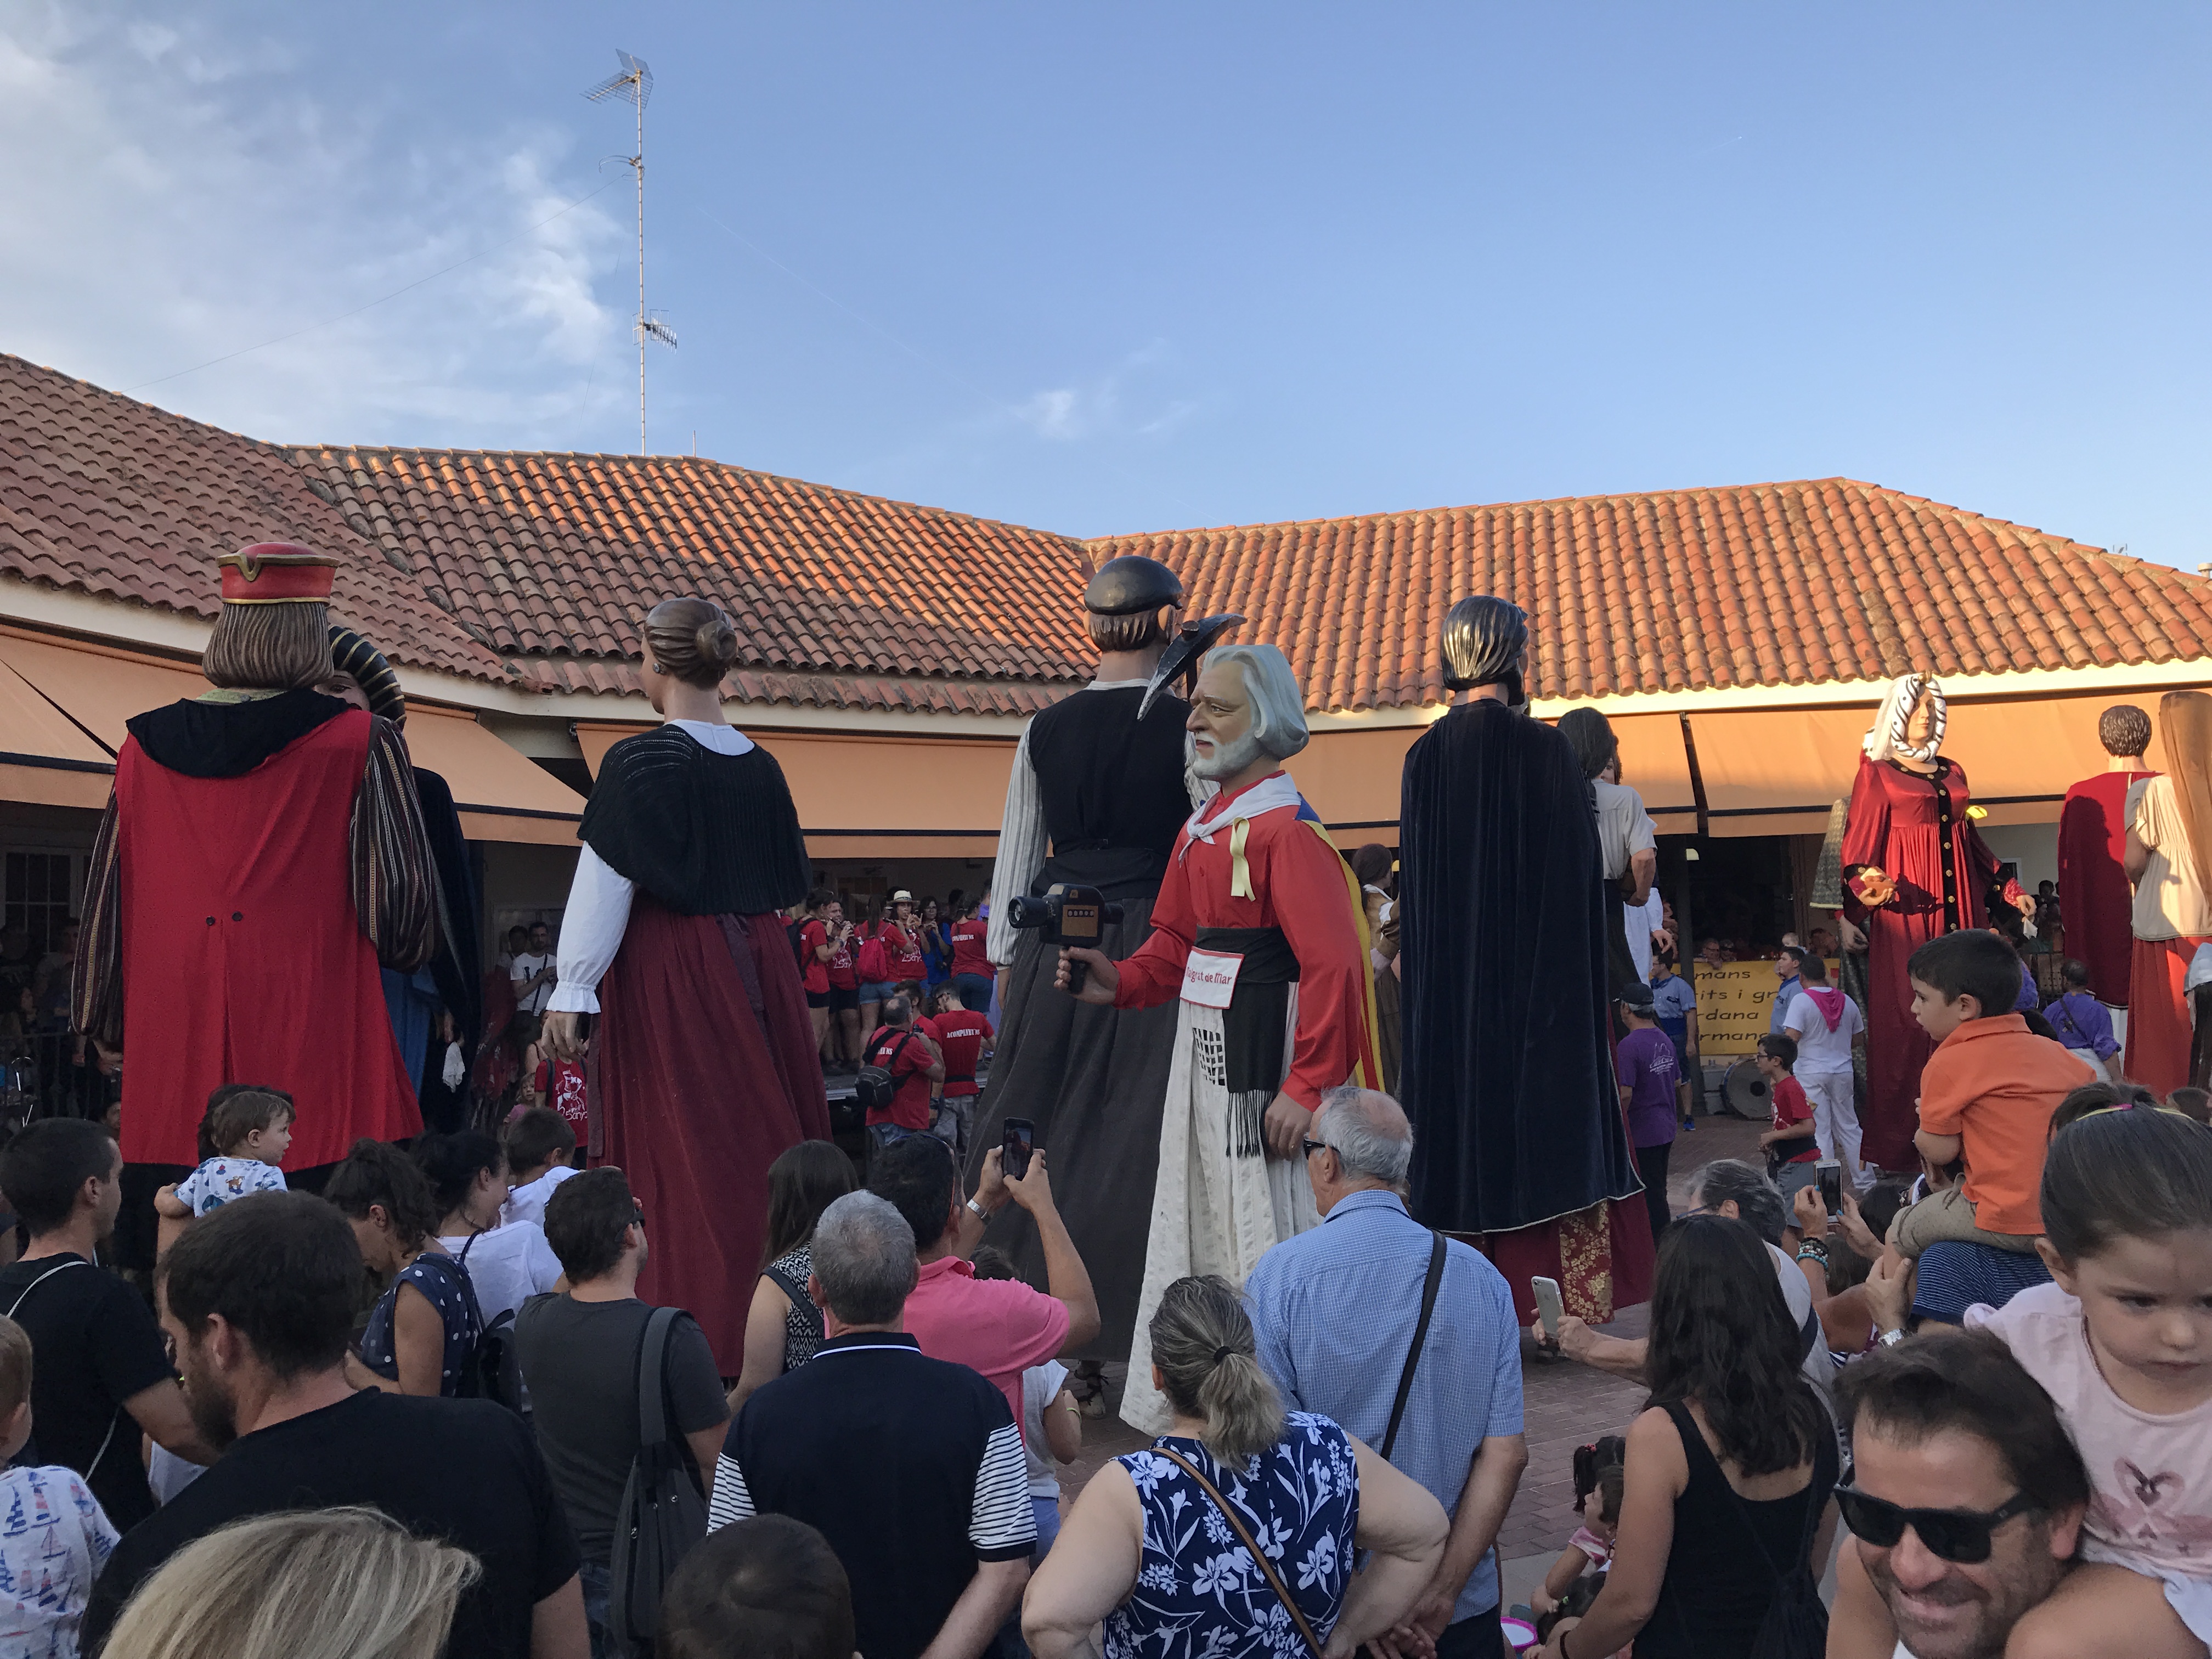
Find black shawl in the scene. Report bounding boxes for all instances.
[1398,701,1643,1233]
[579,727,810,917]
[126,690,350,778]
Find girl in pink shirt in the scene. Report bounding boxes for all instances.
[1975,1100,2212,1658]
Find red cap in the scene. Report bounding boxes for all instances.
[217,543,341,604]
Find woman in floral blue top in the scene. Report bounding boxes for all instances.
[1025,1275,1446,1659]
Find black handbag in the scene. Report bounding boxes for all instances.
[607,1307,709,1654]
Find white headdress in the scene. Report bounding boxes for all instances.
[1864,673,1945,764]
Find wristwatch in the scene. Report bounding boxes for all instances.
[1877,1327,1906,1348]
[964,1197,990,1223]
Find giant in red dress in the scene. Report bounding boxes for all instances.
[2060,768,2156,1006]
[1842,754,2004,1169]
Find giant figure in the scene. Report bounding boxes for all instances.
[967,556,1207,1361]
[1841,674,2030,1168]
[2059,704,2157,1007]
[1397,597,1650,1324]
[1056,644,1379,1432]
[542,598,830,1367]
[72,544,438,1173]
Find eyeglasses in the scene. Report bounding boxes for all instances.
[631,1203,646,1227]
[1299,1138,1333,1159]
[1834,1485,2038,1564]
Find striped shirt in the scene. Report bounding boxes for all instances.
[709,1332,1032,1659]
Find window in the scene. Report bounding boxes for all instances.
[2,850,80,958]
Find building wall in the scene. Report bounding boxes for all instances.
[1980,822,2060,894]
[478,842,580,971]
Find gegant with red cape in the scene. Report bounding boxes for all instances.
[543,597,829,1369]
[73,543,438,1183]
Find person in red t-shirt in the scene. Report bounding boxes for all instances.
[532,1048,589,1140]
[946,898,995,1015]
[857,894,926,1041]
[921,984,996,1159]
[797,888,861,1068]
[861,994,944,1168]
[1756,1032,1820,1199]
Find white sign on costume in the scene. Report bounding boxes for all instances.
[1179,949,1244,1009]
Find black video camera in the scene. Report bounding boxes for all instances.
[1007,884,1125,994]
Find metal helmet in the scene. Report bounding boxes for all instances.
[1440,595,1529,693]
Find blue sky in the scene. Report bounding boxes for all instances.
[3,3,2208,557]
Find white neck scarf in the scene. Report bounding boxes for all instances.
[1185,771,1302,844]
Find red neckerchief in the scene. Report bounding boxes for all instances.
[1803,985,1847,1032]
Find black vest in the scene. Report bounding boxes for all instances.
[1028,686,1191,861]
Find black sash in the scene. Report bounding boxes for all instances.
[1195,926,1300,1107]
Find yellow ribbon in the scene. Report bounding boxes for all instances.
[1229,818,1254,900]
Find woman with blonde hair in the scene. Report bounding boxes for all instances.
[2123,690,2212,1091]
[1023,1274,1446,1659]
[101,1505,478,1659]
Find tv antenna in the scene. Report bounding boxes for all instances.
[586,50,676,454]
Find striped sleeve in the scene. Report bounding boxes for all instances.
[71,789,123,1047]
[968,1420,1037,1560]
[352,716,438,972]
[706,1455,755,1532]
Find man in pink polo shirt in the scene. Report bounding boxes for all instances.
[867,1135,1099,1438]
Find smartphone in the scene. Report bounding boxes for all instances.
[1001,1117,1035,1181]
[1817,1159,1843,1216]
[1532,1276,1565,1341]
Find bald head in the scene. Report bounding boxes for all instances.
[1313,1087,1413,1187]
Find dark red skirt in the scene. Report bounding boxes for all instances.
[1475,1197,1657,1326]
[590,897,830,1370]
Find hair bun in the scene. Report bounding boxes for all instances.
[696,617,738,670]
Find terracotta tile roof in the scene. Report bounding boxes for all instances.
[0,356,510,682]
[292,446,1096,714]
[1088,480,2212,712]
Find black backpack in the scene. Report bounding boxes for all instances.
[855,1031,915,1116]
[607,1306,709,1652]
[788,916,811,974]
[447,1238,524,1417]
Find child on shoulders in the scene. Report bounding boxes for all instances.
[1970,1098,2212,1658]
[151,1085,293,1257]
[1890,931,2092,1280]
[0,1316,117,1657]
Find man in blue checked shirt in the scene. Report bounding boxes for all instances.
[1245,1088,1528,1659]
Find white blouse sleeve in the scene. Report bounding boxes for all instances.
[987,721,1045,968]
[548,844,635,1014]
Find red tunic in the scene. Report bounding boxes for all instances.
[1842,754,2002,1169]
[1110,775,1376,1108]
[2059,769,2156,1006]
[114,712,421,1167]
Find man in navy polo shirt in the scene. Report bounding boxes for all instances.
[708,1191,1032,1659]
[1246,1088,1528,1659]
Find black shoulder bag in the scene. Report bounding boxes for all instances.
[855,1031,915,1117]
[608,1306,709,1654]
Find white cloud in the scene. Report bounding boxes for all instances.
[0,2,627,445]
[1011,342,1200,444]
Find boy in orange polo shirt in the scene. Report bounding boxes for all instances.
[1892,929,2096,1260]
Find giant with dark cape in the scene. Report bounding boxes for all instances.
[1398,698,1652,1323]
[965,681,1192,1359]
[572,724,830,1368]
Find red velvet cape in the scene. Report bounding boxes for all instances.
[2059,769,2155,1006]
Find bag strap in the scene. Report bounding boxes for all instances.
[634,1306,679,1448]
[1379,1230,1446,1463]
[1154,1446,1323,1659]
[5,1258,89,1321]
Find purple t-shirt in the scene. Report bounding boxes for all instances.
[1617,1026,1680,1149]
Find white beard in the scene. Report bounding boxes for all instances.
[1193,729,1267,781]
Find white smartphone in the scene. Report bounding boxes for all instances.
[1532,1276,1565,1340]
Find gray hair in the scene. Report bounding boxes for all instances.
[1313,1086,1413,1185]
[1690,1158,1788,1246]
[809,1192,918,1326]
[881,994,912,1026]
[1207,645,1309,761]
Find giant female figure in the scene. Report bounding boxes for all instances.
[1841,674,2029,1168]
[543,599,829,1365]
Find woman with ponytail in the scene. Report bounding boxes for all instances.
[538,598,830,1369]
[1024,1274,1446,1659]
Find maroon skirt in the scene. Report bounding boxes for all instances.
[589,895,830,1370]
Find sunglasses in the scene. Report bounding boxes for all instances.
[1299,1138,1333,1159]
[1834,1485,2037,1564]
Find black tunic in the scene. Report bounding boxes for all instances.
[1398,702,1644,1233]
[578,727,811,916]
[966,686,1190,1360]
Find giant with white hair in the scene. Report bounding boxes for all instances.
[1202,644,1310,763]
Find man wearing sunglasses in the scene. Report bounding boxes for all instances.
[1829,1329,2090,1659]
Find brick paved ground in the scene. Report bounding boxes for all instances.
[1047,1107,1772,1605]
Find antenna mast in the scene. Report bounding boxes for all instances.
[586,51,675,454]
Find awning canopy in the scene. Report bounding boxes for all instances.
[400,706,585,847]
[1688,691,2141,838]
[0,653,113,809]
[0,629,582,844]
[577,723,1015,860]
